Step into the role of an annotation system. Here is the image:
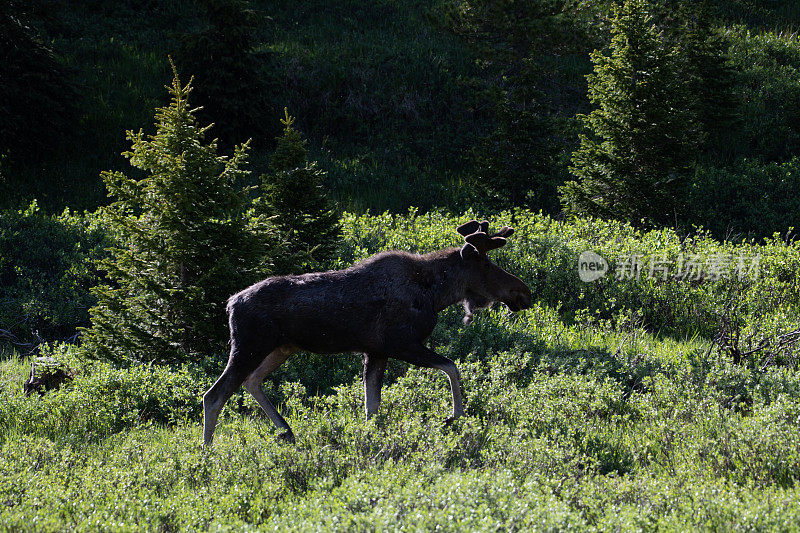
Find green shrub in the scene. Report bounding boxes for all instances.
[338,209,800,342]
[725,27,800,161]
[0,201,107,343]
[447,0,575,212]
[690,158,800,239]
[0,346,212,444]
[3,209,800,530]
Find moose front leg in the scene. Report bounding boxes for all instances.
[393,344,464,421]
[363,354,388,419]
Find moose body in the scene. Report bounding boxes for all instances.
[203,220,531,446]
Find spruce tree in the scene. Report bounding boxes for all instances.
[175,0,274,149]
[259,109,340,274]
[82,63,274,365]
[560,0,701,227]
[672,1,737,157]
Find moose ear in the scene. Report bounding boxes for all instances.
[479,220,490,234]
[460,242,480,259]
[457,220,481,237]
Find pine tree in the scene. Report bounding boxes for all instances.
[175,0,275,149]
[82,63,275,365]
[672,1,738,157]
[560,0,701,227]
[259,109,340,274]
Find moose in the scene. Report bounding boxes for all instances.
[203,220,532,446]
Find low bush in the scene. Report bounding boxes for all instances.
[0,345,211,444]
[0,201,107,344]
[690,158,800,239]
[2,209,800,529]
[339,209,800,343]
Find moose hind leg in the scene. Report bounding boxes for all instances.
[363,354,388,419]
[243,345,297,442]
[393,344,464,420]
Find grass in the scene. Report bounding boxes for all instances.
[2,306,800,530]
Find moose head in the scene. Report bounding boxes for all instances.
[456,220,532,324]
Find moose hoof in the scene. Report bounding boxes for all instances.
[278,430,296,444]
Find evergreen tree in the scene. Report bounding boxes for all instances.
[451,0,572,212]
[175,0,275,149]
[560,0,701,226]
[471,66,560,210]
[672,1,738,157]
[259,109,340,274]
[649,1,738,155]
[82,63,275,365]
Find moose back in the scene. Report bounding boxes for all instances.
[203,220,532,445]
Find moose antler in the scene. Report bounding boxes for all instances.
[456,220,481,237]
[456,220,513,255]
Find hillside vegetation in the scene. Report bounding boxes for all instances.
[2,0,800,232]
[3,211,800,530]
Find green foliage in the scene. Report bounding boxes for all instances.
[259,109,341,274]
[339,210,800,345]
[3,210,800,528]
[469,69,564,211]
[3,324,800,528]
[690,158,800,239]
[708,0,800,29]
[0,201,107,342]
[175,0,276,149]
[3,0,800,236]
[250,0,488,213]
[675,3,738,157]
[0,345,211,444]
[81,65,276,365]
[725,27,800,162]
[448,0,576,212]
[561,0,701,227]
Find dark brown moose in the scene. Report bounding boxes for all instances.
[203,220,532,446]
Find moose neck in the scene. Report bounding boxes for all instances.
[430,248,470,313]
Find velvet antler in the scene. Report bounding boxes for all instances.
[457,220,512,256]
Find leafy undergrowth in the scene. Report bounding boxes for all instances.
[2,211,800,530]
[3,304,800,530]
